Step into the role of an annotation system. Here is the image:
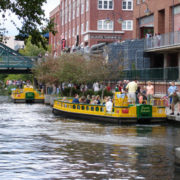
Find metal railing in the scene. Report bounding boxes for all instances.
[144,31,180,50]
[122,67,179,81]
[0,56,37,69]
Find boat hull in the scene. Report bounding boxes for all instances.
[11,86,44,104]
[13,99,44,103]
[53,107,166,124]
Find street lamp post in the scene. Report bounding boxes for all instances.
[105,11,123,42]
[138,0,151,39]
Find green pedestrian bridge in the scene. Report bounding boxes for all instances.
[0,42,35,74]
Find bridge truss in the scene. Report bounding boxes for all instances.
[0,42,34,74]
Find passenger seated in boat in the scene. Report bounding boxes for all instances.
[96,95,101,105]
[138,93,147,104]
[138,93,143,104]
[102,96,108,105]
[72,94,80,103]
[79,96,86,104]
[62,97,68,102]
[105,97,113,113]
[86,95,91,104]
[90,95,97,104]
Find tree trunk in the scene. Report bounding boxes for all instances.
[60,82,63,97]
[69,85,73,97]
[101,82,105,103]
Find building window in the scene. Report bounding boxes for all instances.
[81,0,84,14]
[81,23,84,34]
[86,21,89,32]
[69,29,71,38]
[73,28,75,36]
[73,1,75,19]
[86,0,89,11]
[98,20,113,30]
[65,32,67,40]
[174,5,180,15]
[136,0,140,4]
[77,0,79,17]
[98,0,113,10]
[69,3,71,21]
[77,25,79,35]
[122,20,133,30]
[122,0,133,10]
[62,10,64,25]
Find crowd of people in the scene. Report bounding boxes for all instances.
[145,32,162,48]
[68,80,155,113]
[68,80,180,115]
[5,78,180,115]
[71,94,113,113]
[6,80,31,89]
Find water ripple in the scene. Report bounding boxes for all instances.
[0,96,179,179]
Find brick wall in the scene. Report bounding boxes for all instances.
[49,0,134,54]
[133,0,180,39]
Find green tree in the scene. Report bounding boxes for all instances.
[4,74,33,83]
[33,53,123,96]
[19,36,47,57]
[0,0,56,48]
[33,56,60,85]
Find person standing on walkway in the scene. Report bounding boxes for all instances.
[126,80,137,104]
[93,82,99,92]
[146,81,154,105]
[170,89,180,116]
[168,81,177,109]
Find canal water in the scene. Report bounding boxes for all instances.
[0,96,180,180]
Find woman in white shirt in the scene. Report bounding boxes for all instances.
[105,97,113,113]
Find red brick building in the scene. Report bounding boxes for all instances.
[133,0,180,39]
[133,0,180,80]
[49,5,61,56]
[49,0,133,55]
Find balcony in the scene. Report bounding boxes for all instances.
[144,31,180,52]
[123,67,179,81]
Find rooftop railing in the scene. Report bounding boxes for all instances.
[144,31,180,50]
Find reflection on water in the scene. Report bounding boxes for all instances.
[0,96,180,179]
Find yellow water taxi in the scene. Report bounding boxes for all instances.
[52,92,167,124]
[11,85,44,103]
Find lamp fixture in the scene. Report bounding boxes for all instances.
[144,8,151,16]
[105,17,123,24]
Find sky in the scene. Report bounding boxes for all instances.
[1,0,60,36]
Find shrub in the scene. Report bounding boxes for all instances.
[7,85,17,94]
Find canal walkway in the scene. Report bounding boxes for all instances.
[166,107,180,122]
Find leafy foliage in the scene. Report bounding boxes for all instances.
[0,0,56,48]
[4,74,33,83]
[33,53,124,86]
[19,36,47,57]
[33,56,60,85]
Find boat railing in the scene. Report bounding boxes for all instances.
[57,100,106,112]
[55,100,134,115]
[12,89,23,94]
[55,98,166,114]
[151,98,168,107]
